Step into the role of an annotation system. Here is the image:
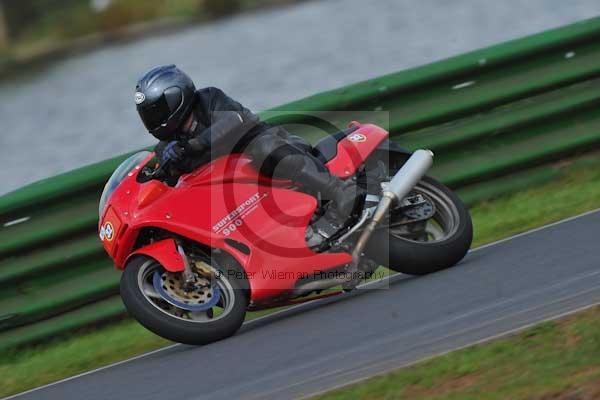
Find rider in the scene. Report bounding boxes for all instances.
[135,65,362,219]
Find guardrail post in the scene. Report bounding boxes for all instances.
[0,1,8,49]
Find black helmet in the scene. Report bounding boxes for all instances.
[135,65,196,140]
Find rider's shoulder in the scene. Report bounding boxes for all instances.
[195,87,227,104]
[197,86,228,98]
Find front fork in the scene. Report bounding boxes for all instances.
[176,241,198,291]
[175,241,218,293]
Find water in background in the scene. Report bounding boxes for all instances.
[1,0,600,194]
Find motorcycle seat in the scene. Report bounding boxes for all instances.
[311,125,359,163]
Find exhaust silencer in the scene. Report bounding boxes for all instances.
[348,149,434,280]
[385,149,434,200]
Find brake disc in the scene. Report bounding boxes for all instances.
[402,195,435,220]
[386,193,436,226]
[152,267,221,312]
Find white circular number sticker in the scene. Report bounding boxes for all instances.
[348,133,367,142]
[99,222,115,241]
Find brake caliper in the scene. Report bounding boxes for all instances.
[399,194,435,221]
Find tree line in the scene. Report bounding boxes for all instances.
[0,0,247,49]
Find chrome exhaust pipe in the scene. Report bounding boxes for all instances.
[386,149,434,201]
[292,277,348,298]
[349,149,434,274]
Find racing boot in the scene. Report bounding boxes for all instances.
[292,156,365,222]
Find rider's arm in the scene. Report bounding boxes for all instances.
[186,87,260,154]
[154,141,167,160]
[186,111,245,153]
[154,141,185,174]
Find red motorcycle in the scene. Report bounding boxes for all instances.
[98,122,472,345]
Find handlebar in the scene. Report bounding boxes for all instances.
[151,160,171,180]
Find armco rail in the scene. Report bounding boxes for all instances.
[2,17,600,351]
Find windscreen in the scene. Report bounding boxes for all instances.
[98,151,151,218]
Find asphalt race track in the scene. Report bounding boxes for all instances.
[8,209,600,400]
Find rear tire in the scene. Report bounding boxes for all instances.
[364,175,473,275]
[120,254,248,345]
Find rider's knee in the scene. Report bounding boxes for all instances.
[247,134,306,177]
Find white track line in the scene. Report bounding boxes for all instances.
[470,207,600,252]
[4,207,600,400]
[230,281,600,400]
[300,300,600,400]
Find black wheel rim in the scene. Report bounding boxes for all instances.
[388,180,461,244]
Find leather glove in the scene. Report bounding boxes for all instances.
[161,141,186,165]
[186,136,209,155]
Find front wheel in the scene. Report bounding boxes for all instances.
[120,254,248,345]
[364,175,473,275]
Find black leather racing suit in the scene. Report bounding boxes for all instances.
[155,87,326,185]
[154,87,360,217]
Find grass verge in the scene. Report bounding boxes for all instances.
[1,151,600,397]
[313,305,600,400]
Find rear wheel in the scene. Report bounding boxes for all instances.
[120,254,248,345]
[364,158,473,275]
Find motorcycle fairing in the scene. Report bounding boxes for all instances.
[130,239,185,273]
[177,153,290,188]
[100,122,389,302]
[103,168,352,301]
[325,123,389,178]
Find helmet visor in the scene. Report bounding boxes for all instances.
[138,94,172,131]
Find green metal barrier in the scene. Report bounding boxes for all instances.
[2,17,600,352]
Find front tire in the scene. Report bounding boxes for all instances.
[120,254,248,345]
